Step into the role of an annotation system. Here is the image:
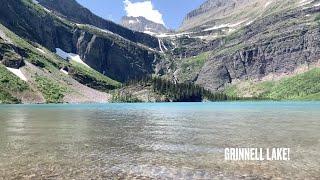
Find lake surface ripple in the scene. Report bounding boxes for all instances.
[0,102,319,179]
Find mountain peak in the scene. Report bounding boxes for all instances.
[121,16,170,35]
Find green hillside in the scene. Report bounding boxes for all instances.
[225,68,320,100]
[0,23,120,103]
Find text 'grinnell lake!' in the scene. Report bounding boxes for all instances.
[225,148,290,161]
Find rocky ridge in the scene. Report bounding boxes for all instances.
[179,0,307,32]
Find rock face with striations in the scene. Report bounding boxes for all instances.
[73,29,158,81]
[195,4,320,90]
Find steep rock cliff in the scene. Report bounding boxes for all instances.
[0,0,161,82]
[196,4,320,90]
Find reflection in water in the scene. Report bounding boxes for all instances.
[0,102,319,179]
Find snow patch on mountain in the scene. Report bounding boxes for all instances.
[128,20,136,24]
[36,48,45,54]
[313,2,320,7]
[60,68,69,75]
[264,2,271,8]
[55,48,91,68]
[144,31,157,36]
[299,0,313,6]
[6,67,27,81]
[32,0,39,4]
[203,20,248,32]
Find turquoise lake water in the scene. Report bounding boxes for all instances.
[0,102,319,179]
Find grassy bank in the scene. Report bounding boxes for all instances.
[225,68,320,100]
[0,65,29,103]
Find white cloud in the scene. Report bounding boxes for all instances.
[124,0,165,25]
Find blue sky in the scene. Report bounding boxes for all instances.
[76,0,205,29]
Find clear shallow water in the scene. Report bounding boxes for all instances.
[0,102,319,179]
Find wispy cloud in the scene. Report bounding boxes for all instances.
[123,0,165,25]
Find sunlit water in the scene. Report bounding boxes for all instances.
[0,102,319,179]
